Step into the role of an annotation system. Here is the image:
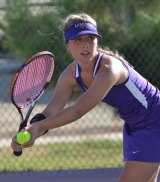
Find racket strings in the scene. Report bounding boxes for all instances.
[13,55,54,108]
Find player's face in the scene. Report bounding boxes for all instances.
[67,35,98,63]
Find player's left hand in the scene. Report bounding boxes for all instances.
[21,123,41,148]
[11,136,23,152]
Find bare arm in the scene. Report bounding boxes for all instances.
[42,64,76,117]
[37,56,125,132]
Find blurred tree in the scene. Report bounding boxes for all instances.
[2,0,160,86]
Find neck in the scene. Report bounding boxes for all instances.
[78,52,99,72]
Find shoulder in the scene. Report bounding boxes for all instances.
[100,54,122,67]
[61,61,76,77]
[58,61,77,86]
[98,53,128,84]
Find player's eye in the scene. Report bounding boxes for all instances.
[88,36,96,42]
[73,38,81,45]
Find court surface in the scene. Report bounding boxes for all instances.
[1,168,160,182]
[0,168,122,182]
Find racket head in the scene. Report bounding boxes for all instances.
[10,51,55,110]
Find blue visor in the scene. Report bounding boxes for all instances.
[64,21,102,43]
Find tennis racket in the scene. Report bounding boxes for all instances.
[10,51,55,156]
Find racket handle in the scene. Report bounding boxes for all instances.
[13,150,22,156]
[30,113,48,135]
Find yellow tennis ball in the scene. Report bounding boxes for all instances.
[16,131,31,145]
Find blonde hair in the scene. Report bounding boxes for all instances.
[61,13,97,33]
[98,47,133,67]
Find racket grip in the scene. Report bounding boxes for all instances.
[30,113,48,135]
[13,150,22,156]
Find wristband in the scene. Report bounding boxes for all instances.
[30,113,48,135]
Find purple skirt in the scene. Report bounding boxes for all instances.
[123,123,160,162]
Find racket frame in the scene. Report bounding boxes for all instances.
[10,51,54,131]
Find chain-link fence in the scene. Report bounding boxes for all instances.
[0,0,160,172]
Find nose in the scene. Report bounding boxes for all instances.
[82,40,89,48]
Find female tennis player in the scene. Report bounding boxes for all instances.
[11,13,160,181]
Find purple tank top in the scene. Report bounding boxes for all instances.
[75,52,160,130]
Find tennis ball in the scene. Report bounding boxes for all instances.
[16,131,31,145]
